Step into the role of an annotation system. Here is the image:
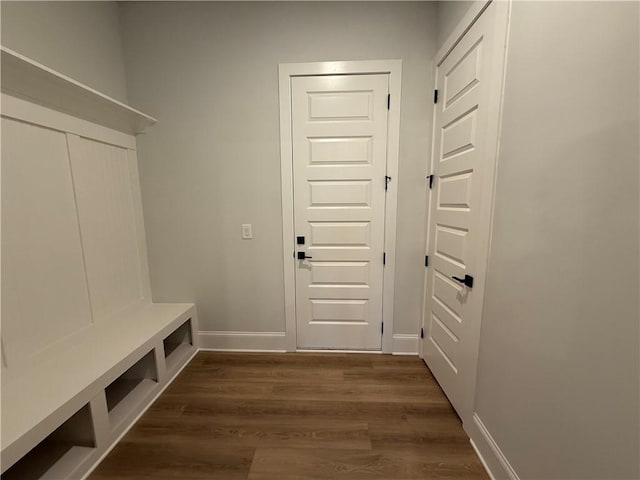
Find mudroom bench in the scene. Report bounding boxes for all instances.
[1,47,198,479]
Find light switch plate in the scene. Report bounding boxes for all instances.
[242,224,252,239]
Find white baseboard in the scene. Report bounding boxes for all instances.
[392,333,419,355]
[469,413,519,480]
[198,331,418,354]
[198,331,287,352]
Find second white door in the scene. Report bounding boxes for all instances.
[291,74,389,350]
[423,1,507,419]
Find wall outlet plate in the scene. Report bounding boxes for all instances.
[242,224,252,239]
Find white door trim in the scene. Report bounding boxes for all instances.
[279,59,402,353]
[435,1,492,66]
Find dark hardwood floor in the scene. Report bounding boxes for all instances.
[90,352,489,480]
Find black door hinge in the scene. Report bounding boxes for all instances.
[383,252,386,265]
[385,175,391,191]
[426,174,434,189]
[433,89,439,104]
[387,94,391,110]
[381,322,384,334]
[425,255,429,267]
[420,327,424,339]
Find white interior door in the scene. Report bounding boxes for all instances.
[291,74,389,350]
[423,2,505,418]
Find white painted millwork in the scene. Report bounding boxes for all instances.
[279,60,402,354]
[1,49,196,479]
[1,304,198,474]
[291,74,389,350]
[0,47,155,134]
[197,331,419,355]
[198,331,287,352]
[1,119,93,367]
[68,136,147,321]
[471,414,519,480]
[423,0,509,421]
[391,334,420,355]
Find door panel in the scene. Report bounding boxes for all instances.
[309,91,373,120]
[309,180,371,207]
[310,262,369,285]
[309,221,371,247]
[441,109,477,159]
[435,225,468,267]
[423,2,504,417]
[438,173,472,209]
[443,40,482,108]
[429,313,459,370]
[309,137,372,165]
[292,74,389,350]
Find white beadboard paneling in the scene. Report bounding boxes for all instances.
[1,118,92,366]
[126,149,152,301]
[68,135,144,321]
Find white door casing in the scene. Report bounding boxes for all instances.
[422,0,510,422]
[291,74,388,350]
[279,60,402,353]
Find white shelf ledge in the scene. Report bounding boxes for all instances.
[0,46,156,135]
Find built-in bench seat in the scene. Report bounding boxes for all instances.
[1,302,198,479]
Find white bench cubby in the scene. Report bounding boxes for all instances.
[163,318,195,373]
[2,404,96,480]
[1,304,198,479]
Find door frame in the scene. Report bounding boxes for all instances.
[278,59,402,353]
[420,0,511,424]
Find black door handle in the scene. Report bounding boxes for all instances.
[297,251,313,260]
[452,274,474,288]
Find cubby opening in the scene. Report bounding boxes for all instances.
[105,350,157,429]
[1,404,95,480]
[163,318,193,371]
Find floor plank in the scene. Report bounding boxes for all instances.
[89,352,488,480]
[90,440,254,479]
[248,447,488,480]
[127,415,372,450]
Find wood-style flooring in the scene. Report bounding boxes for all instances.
[90,352,489,480]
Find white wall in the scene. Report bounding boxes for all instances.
[1,1,128,102]
[474,2,639,478]
[118,2,437,335]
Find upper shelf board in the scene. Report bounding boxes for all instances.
[1,47,157,135]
